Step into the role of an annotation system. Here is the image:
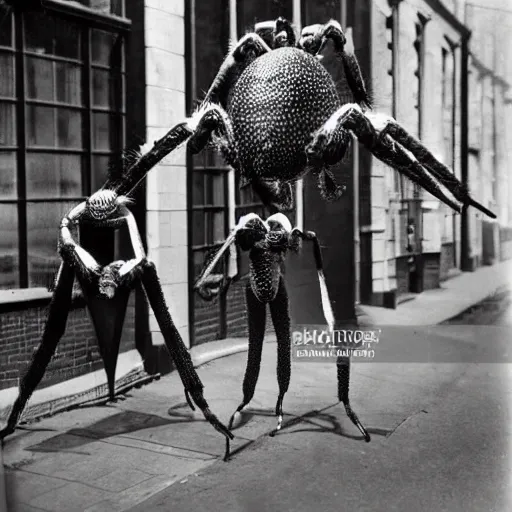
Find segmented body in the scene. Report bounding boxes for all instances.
[249,249,283,303]
[226,47,341,181]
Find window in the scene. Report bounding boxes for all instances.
[0,4,126,290]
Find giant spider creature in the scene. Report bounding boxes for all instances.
[0,189,233,445]
[194,212,369,461]
[104,16,495,220]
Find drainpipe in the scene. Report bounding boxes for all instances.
[227,0,238,278]
[293,0,304,230]
[460,32,471,271]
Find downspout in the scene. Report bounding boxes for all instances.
[227,0,238,278]
[293,0,303,230]
[460,31,471,271]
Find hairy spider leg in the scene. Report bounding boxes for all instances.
[0,263,75,440]
[376,119,496,218]
[140,260,233,442]
[337,356,371,442]
[268,276,291,437]
[308,104,465,213]
[299,20,371,110]
[224,281,267,461]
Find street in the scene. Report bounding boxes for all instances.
[3,287,511,512]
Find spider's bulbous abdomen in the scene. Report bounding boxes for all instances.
[249,249,282,303]
[227,47,340,181]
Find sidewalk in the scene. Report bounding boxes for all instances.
[357,258,512,326]
[1,259,511,511]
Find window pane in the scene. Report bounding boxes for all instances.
[27,201,77,288]
[53,18,81,59]
[204,173,225,206]
[57,108,82,148]
[0,102,16,146]
[192,171,204,205]
[0,204,19,289]
[24,12,55,55]
[26,153,83,198]
[0,6,13,48]
[0,152,17,198]
[26,105,55,147]
[93,112,119,150]
[56,62,82,105]
[192,211,205,246]
[91,29,120,67]
[195,0,229,100]
[92,69,121,108]
[26,57,54,101]
[193,250,205,279]
[237,0,293,34]
[303,0,341,25]
[206,211,225,245]
[92,155,111,191]
[111,0,124,16]
[0,53,15,97]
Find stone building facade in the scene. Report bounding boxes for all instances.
[0,0,510,394]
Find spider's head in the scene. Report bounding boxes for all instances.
[266,213,293,250]
[255,17,296,49]
[84,189,131,222]
[235,213,268,251]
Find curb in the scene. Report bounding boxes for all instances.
[1,368,159,430]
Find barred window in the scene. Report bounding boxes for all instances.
[0,3,126,290]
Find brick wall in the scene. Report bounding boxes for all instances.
[0,295,135,391]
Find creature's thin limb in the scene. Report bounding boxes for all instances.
[0,263,75,440]
[103,102,235,197]
[140,260,233,441]
[203,33,271,107]
[308,104,469,214]
[251,179,294,213]
[298,20,370,109]
[268,277,291,436]
[337,356,370,442]
[194,213,266,301]
[289,229,335,333]
[375,119,496,218]
[224,282,267,460]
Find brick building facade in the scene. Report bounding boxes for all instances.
[0,0,511,395]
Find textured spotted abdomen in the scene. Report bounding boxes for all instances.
[249,249,282,303]
[227,47,341,181]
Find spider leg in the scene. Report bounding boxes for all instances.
[224,281,266,460]
[203,33,271,106]
[337,356,371,442]
[139,260,233,442]
[0,263,75,440]
[298,20,370,110]
[308,104,465,213]
[268,276,291,437]
[102,103,235,197]
[372,118,496,218]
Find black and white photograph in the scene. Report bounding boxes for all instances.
[0,0,511,510]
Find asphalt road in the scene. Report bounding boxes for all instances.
[129,291,512,512]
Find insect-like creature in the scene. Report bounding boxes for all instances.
[0,189,233,445]
[103,16,495,220]
[194,212,369,460]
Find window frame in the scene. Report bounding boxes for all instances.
[0,3,131,292]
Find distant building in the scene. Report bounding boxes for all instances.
[0,0,510,392]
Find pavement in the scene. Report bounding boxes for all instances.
[1,259,512,512]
